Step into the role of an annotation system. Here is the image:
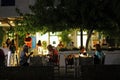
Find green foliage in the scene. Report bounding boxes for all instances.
[15,0,120,34]
[58,30,72,47]
[15,0,120,47]
[28,0,120,34]
[42,41,47,49]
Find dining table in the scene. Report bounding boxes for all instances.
[58,51,94,67]
[58,51,80,67]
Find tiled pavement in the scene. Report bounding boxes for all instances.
[54,66,81,80]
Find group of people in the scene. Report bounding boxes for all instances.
[0,33,33,67]
[79,44,105,64]
[0,35,105,67]
[47,41,105,65]
[47,42,105,65]
[65,44,105,65]
[0,38,16,67]
[19,33,33,66]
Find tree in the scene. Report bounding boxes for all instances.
[16,0,120,49]
[58,30,72,47]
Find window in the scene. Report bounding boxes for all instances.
[1,0,15,6]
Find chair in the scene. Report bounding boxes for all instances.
[79,56,94,65]
[48,54,60,78]
[78,56,94,78]
[65,54,75,75]
[30,55,42,66]
[53,55,60,71]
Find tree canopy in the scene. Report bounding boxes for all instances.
[15,0,120,48]
[15,0,119,34]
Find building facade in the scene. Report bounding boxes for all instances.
[0,0,34,17]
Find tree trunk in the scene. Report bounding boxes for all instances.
[86,26,94,51]
[80,28,83,47]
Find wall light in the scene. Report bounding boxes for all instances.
[10,21,13,24]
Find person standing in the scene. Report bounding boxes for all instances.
[0,49,5,67]
[9,39,16,66]
[36,40,43,55]
[0,43,10,66]
[5,38,11,48]
[24,33,32,48]
[94,44,105,64]
[20,44,33,66]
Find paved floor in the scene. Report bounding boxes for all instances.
[54,66,80,80]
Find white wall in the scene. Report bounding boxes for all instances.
[0,0,35,17]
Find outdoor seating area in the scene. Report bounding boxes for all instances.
[1,0,120,80]
[1,48,120,80]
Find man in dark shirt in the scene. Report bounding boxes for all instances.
[0,49,5,67]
